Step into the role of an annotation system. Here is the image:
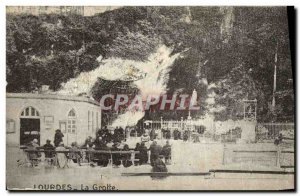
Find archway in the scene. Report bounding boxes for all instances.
[20,106,40,146]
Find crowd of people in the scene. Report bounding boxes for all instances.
[24,127,172,172]
[131,127,192,142]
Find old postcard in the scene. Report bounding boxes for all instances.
[6,6,295,191]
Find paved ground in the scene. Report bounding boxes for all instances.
[6,138,294,190]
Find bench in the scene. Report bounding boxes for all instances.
[23,149,139,167]
[86,150,140,166]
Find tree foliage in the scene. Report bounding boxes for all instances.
[6,7,294,121]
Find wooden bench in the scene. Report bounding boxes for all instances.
[86,150,139,166]
[24,149,139,167]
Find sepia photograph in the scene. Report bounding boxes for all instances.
[5,5,295,191]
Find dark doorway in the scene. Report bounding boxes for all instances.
[20,118,40,146]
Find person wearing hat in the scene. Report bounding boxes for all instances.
[43,139,55,160]
[54,129,64,147]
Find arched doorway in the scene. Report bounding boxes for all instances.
[20,106,40,145]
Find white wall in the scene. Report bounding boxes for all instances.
[6,94,101,147]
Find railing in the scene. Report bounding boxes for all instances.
[145,119,211,131]
[223,146,294,169]
[147,120,185,130]
[145,120,295,144]
[256,122,294,140]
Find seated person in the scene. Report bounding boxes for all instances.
[69,142,81,165]
[43,139,55,164]
[94,137,109,167]
[55,142,68,168]
[27,139,41,166]
[111,142,121,167]
[122,144,132,168]
[98,148,110,167]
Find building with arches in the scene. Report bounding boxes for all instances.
[6,93,101,147]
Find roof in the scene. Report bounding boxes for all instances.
[6,93,100,106]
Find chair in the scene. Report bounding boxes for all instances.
[26,152,41,167]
